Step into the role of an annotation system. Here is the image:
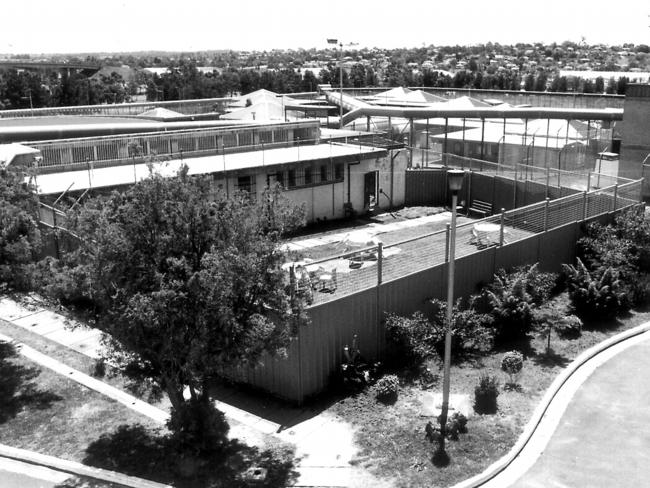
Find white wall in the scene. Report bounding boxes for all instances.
[210,151,407,223]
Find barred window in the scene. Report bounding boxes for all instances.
[334,163,344,180]
[237,175,254,193]
[320,165,328,182]
[304,167,312,185]
[288,169,296,188]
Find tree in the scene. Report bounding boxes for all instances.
[50,168,306,449]
[524,74,535,91]
[0,167,42,291]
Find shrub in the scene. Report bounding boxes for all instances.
[474,374,499,414]
[425,412,468,443]
[473,275,534,344]
[501,351,524,385]
[375,374,399,400]
[445,412,468,440]
[385,311,438,366]
[563,259,627,322]
[496,264,558,306]
[556,314,583,339]
[385,304,492,367]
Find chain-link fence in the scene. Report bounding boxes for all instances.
[301,170,642,305]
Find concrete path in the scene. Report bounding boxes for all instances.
[0,297,362,487]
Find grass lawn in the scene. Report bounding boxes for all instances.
[330,296,650,488]
[0,316,298,487]
[0,346,163,462]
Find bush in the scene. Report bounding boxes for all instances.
[445,412,468,440]
[496,264,558,306]
[474,374,499,414]
[425,412,468,443]
[501,351,524,385]
[385,311,438,366]
[563,259,627,322]
[385,302,493,367]
[473,275,534,344]
[556,314,583,339]
[375,374,399,400]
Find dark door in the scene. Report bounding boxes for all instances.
[364,171,377,208]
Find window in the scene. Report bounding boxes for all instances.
[334,163,344,180]
[288,169,296,188]
[304,167,312,185]
[276,171,285,188]
[237,175,254,193]
[320,165,328,182]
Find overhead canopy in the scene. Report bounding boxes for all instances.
[137,107,185,120]
[0,143,40,168]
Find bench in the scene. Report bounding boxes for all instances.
[468,199,492,218]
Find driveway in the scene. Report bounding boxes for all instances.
[509,333,650,487]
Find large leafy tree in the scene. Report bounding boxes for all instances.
[0,167,41,291]
[53,167,306,419]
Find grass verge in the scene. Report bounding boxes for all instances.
[330,298,650,488]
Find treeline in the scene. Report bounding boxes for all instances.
[146,61,631,101]
[0,69,137,110]
[0,61,631,111]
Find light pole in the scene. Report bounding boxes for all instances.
[439,169,465,458]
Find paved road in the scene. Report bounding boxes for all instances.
[509,333,650,488]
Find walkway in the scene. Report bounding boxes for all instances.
[0,297,367,487]
[4,295,650,488]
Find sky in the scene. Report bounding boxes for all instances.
[1,0,648,55]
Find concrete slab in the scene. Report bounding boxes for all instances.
[419,392,472,418]
[295,467,353,487]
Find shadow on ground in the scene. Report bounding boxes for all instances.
[0,340,62,423]
[82,424,298,488]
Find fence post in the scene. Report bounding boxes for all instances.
[613,184,618,211]
[546,165,550,199]
[582,191,588,221]
[544,197,550,231]
[377,242,383,286]
[586,171,591,191]
[445,223,450,263]
[500,208,505,246]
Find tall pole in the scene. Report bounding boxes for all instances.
[440,189,457,454]
[439,170,463,457]
[339,42,343,129]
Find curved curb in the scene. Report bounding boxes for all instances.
[0,444,171,488]
[450,321,650,488]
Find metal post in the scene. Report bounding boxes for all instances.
[542,197,551,231]
[462,118,467,157]
[586,171,591,191]
[546,166,550,199]
[444,118,449,155]
[440,191,458,453]
[480,119,485,160]
[582,191,588,221]
[500,209,505,246]
[613,184,618,211]
[377,242,383,285]
[339,42,343,129]
[445,223,450,263]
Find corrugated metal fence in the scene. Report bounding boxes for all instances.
[228,173,642,402]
